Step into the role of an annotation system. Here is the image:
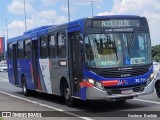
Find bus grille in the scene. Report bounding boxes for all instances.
[105,84,145,95]
[97,64,151,78]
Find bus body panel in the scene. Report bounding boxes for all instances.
[8,60,14,85]
[23,59,35,90]
[17,59,27,87]
[36,58,47,92]
[39,59,52,94]
[49,58,69,95]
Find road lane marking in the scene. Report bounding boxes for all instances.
[0,78,8,80]
[0,90,93,120]
[0,78,8,82]
[133,98,160,105]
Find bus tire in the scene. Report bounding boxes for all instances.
[22,77,30,96]
[63,81,74,107]
[156,81,160,98]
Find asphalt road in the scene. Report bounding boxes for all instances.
[0,72,160,120]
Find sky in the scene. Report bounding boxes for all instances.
[0,0,160,46]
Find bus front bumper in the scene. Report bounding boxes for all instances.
[86,79,154,101]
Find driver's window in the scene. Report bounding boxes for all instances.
[85,37,93,61]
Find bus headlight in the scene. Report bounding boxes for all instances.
[88,78,95,85]
[88,78,103,89]
[147,73,154,84]
[150,73,154,79]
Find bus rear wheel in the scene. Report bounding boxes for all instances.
[156,81,160,98]
[22,77,30,96]
[64,81,74,107]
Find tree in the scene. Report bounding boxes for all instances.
[152,44,160,62]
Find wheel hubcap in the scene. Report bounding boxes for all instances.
[66,88,71,100]
[65,84,71,101]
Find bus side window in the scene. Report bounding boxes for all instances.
[17,41,24,59]
[57,32,66,58]
[49,34,56,58]
[25,40,31,58]
[40,36,48,58]
[8,43,13,59]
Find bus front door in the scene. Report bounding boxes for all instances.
[32,40,40,90]
[13,44,18,85]
[69,32,83,96]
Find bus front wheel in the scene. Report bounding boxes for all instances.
[64,81,74,107]
[22,77,30,96]
[156,81,160,98]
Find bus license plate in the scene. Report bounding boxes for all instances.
[121,89,133,95]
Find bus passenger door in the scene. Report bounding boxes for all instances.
[13,44,18,85]
[32,40,40,90]
[69,32,83,96]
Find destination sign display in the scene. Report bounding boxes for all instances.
[92,19,140,28]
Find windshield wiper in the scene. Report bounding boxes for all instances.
[127,30,137,53]
[112,36,118,61]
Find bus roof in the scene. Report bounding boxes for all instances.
[7,25,55,43]
[23,25,54,35]
[93,15,142,19]
[7,15,144,43]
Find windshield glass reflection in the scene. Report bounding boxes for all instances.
[84,33,151,68]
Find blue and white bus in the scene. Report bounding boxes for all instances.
[7,15,154,106]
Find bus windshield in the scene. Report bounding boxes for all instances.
[84,32,151,68]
